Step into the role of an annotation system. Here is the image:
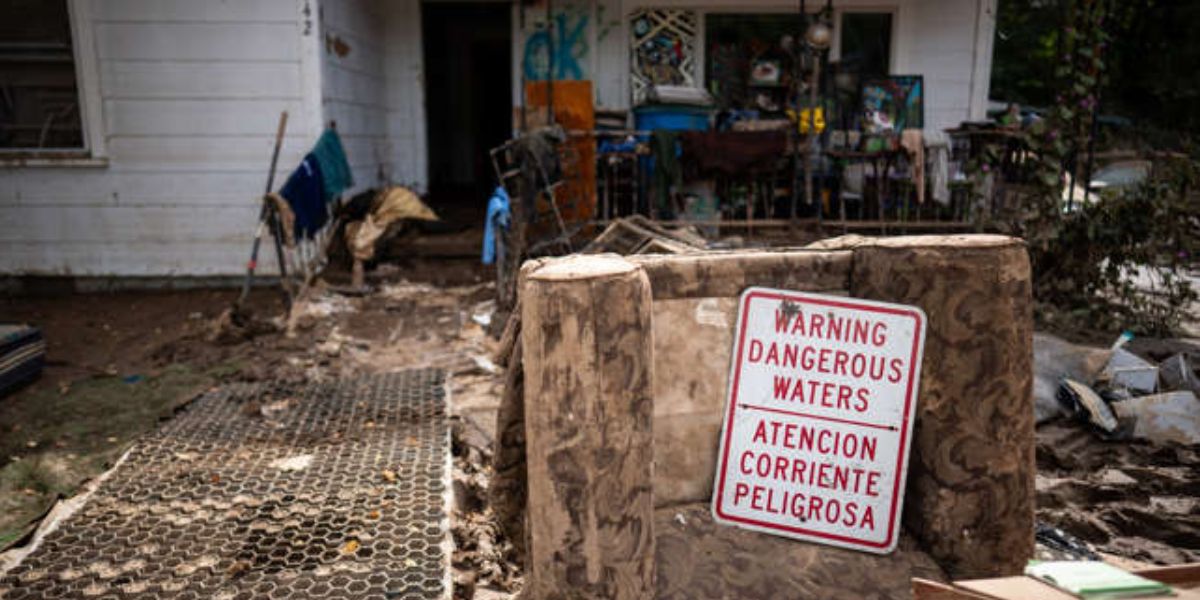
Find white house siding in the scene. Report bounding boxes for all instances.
[320,0,391,195]
[381,0,427,194]
[0,0,322,277]
[905,0,996,128]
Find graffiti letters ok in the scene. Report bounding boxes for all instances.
[523,14,588,81]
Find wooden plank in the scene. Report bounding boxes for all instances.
[956,577,1078,600]
[1136,563,1200,588]
[912,578,993,600]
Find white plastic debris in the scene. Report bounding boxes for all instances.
[1103,348,1158,394]
[1159,353,1200,396]
[1111,391,1200,445]
[1059,378,1118,433]
[269,454,314,472]
[1033,333,1112,424]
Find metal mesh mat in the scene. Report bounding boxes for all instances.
[0,370,450,600]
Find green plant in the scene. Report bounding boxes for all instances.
[1033,157,1199,335]
[983,0,1198,335]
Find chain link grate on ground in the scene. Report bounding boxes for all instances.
[0,369,451,600]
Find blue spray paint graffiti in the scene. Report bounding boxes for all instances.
[523,13,589,81]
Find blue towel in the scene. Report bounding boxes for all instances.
[482,186,510,265]
[279,155,327,239]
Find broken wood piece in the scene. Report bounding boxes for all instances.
[492,295,522,368]
[521,254,656,599]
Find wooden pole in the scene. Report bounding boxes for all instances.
[843,235,1035,578]
[521,254,656,599]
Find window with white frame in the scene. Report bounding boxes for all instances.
[0,0,85,151]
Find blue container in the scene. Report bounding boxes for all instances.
[634,105,711,132]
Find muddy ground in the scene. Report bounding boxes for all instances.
[1,260,1198,597]
[1,259,520,597]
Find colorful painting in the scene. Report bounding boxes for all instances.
[630,9,698,105]
[860,75,924,133]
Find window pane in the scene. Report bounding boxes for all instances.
[840,12,892,77]
[0,0,84,150]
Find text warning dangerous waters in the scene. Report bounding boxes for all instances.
[711,287,927,554]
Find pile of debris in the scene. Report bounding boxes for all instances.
[1035,332,1200,445]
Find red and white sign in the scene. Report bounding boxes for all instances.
[711,287,927,554]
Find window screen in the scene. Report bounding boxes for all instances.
[0,0,84,150]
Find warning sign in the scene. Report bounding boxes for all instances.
[711,287,927,554]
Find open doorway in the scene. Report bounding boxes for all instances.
[422,2,512,226]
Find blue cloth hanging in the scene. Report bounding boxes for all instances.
[482,186,511,265]
[279,155,327,239]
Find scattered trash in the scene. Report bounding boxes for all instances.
[381,469,397,483]
[1032,333,1112,424]
[269,454,314,472]
[340,539,361,555]
[1110,390,1200,445]
[1057,378,1119,433]
[1159,353,1200,396]
[122,374,144,384]
[1101,348,1159,395]
[471,300,496,328]
[1034,521,1100,561]
[583,215,707,255]
[471,355,500,375]
[259,398,293,419]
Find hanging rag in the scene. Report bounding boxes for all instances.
[678,131,788,176]
[345,186,438,262]
[311,128,354,202]
[264,192,297,247]
[924,129,951,206]
[651,131,682,214]
[900,129,925,204]
[482,186,511,265]
[279,155,327,239]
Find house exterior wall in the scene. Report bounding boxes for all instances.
[0,0,995,277]
[381,1,427,194]
[320,0,391,195]
[0,0,323,277]
[512,0,996,132]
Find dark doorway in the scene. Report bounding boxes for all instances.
[422,2,512,225]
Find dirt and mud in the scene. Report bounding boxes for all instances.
[1,260,521,597]
[2,257,1198,598]
[1037,421,1200,566]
